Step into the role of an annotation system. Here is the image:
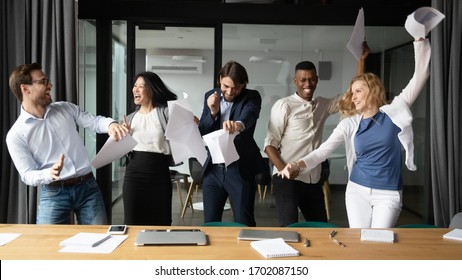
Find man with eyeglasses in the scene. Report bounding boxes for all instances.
[6,63,129,224]
[264,46,368,226]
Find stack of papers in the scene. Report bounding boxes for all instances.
[59,232,127,254]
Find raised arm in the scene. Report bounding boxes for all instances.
[356,41,370,76]
[399,38,431,106]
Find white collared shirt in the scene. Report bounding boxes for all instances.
[264,93,340,183]
[6,101,115,186]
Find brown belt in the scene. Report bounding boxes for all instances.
[48,172,94,186]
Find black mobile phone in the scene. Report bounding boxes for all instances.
[107,225,127,234]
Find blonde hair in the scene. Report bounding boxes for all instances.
[339,72,387,117]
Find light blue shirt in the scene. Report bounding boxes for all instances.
[219,93,245,130]
[6,101,115,186]
[220,94,233,126]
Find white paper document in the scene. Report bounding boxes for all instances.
[165,99,208,166]
[59,232,111,247]
[90,134,138,169]
[443,228,462,241]
[405,7,445,40]
[0,233,21,246]
[202,129,239,167]
[59,235,128,254]
[347,7,365,61]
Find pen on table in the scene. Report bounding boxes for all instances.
[304,238,310,247]
[329,230,337,238]
[332,238,346,247]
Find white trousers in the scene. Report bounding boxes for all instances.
[345,181,402,228]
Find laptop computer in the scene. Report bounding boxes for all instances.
[135,229,207,246]
[237,229,300,243]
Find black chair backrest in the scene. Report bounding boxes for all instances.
[188,157,204,184]
[255,157,272,185]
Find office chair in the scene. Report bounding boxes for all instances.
[170,169,190,210]
[449,212,462,228]
[181,157,204,218]
[287,221,338,228]
[255,157,273,200]
[396,224,440,228]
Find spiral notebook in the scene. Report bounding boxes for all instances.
[250,238,299,258]
[360,229,394,243]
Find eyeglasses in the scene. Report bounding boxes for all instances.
[31,78,51,86]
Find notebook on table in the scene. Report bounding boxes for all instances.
[251,238,300,258]
[135,229,207,246]
[237,229,300,243]
[360,229,394,243]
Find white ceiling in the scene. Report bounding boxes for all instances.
[135,24,412,54]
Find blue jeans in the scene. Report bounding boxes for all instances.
[37,177,108,224]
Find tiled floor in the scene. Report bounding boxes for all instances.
[111,181,424,227]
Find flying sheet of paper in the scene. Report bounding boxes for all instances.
[346,7,365,61]
[405,6,445,40]
[165,99,208,166]
[90,134,138,169]
[202,129,239,167]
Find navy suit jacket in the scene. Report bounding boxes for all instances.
[199,88,265,178]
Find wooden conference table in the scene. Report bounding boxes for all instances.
[1,224,461,260]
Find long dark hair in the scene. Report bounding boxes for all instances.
[133,71,178,108]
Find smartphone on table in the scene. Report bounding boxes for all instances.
[107,225,127,235]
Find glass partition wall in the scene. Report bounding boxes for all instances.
[78,20,428,225]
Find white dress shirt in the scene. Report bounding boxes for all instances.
[6,101,115,186]
[264,93,340,183]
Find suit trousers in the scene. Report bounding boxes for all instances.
[272,175,327,227]
[202,162,256,226]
